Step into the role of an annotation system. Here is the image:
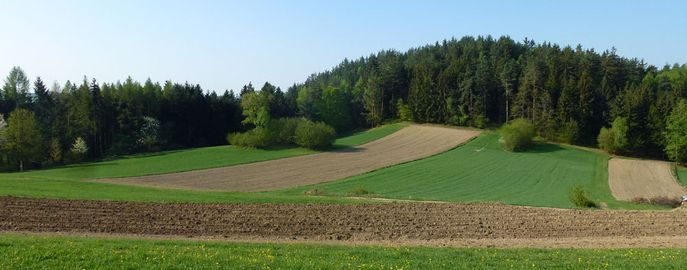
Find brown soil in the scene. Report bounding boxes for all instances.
[4,196,687,248]
[98,125,479,192]
[608,158,686,201]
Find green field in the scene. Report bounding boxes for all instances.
[11,123,407,181]
[677,167,687,187]
[280,133,651,209]
[0,234,684,269]
[0,124,405,204]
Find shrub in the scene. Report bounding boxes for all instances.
[228,118,309,148]
[396,99,413,122]
[227,127,270,148]
[557,120,579,144]
[499,118,536,152]
[266,118,301,145]
[597,117,629,154]
[294,120,336,149]
[349,187,371,196]
[569,185,597,208]
[473,115,488,129]
[228,117,333,149]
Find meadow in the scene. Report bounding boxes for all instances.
[12,123,406,180]
[677,167,687,187]
[281,133,657,209]
[0,124,404,204]
[1,234,685,269]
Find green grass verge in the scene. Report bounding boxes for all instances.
[1,234,685,269]
[278,133,658,209]
[677,167,687,187]
[0,124,405,204]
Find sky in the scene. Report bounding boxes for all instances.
[1,0,686,92]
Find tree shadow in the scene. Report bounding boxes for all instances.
[520,142,566,154]
[331,146,365,153]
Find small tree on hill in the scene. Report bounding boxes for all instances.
[396,99,413,122]
[70,137,89,162]
[3,109,44,171]
[0,114,7,146]
[664,100,687,164]
[50,138,62,164]
[137,116,160,151]
[241,91,271,127]
[597,117,629,154]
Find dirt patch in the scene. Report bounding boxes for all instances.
[98,125,479,192]
[4,197,687,248]
[608,158,687,201]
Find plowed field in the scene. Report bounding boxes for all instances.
[609,158,687,200]
[99,125,479,191]
[3,197,687,248]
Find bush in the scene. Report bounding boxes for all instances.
[597,117,629,154]
[228,118,306,148]
[69,137,89,162]
[557,120,579,144]
[228,118,336,150]
[396,99,413,122]
[294,120,336,149]
[266,118,301,145]
[227,127,270,148]
[499,118,536,152]
[473,115,488,129]
[569,185,597,208]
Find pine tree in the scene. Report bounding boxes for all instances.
[1,66,31,114]
[33,77,55,140]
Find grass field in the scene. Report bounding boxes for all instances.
[1,234,685,269]
[677,167,687,187]
[280,133,654,209]
[0,124,404,204]
[11,123,407,181]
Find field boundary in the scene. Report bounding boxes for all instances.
[7,231,687,249]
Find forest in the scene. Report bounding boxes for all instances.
[1,35,686,171]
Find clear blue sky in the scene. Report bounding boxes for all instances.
[1,0,685,92]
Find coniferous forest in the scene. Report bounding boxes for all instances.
[2,35,687,171]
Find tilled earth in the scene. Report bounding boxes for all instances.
[608,158,687,201]
[3,196,687,248]
[98,125,480,191]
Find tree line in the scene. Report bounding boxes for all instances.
[2,35,687,171]
[0,67,250,170]
[290,35,687,161]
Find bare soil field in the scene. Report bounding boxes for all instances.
[3,197,687,248]
[608,158,687,201]
[99,125,479,191]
